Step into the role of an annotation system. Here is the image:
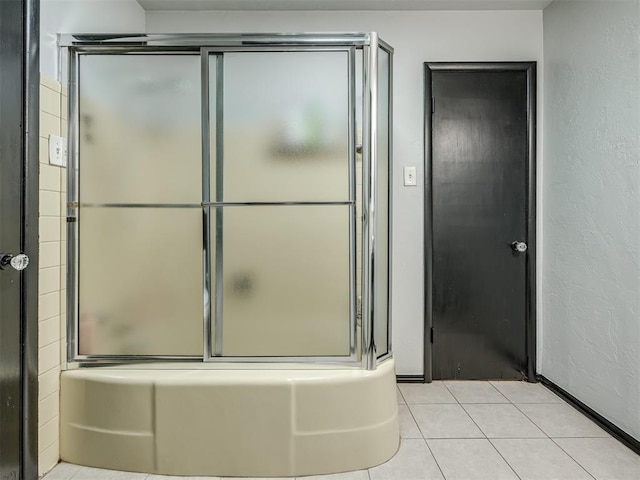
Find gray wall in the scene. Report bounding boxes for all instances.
[147,10,544,375]
[543,0,640,440]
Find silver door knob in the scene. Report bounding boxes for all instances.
[0,253,30,271]
[511,241,527,253]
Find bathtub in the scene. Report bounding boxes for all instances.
[60,359,399,477]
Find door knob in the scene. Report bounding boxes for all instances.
[0,253,30,271]
[511,241,527,253]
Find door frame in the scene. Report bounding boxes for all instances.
[0,0,40,478]
[423,62,537,383]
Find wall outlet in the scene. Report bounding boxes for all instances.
[49,134,67,167]
[404,166,417,186]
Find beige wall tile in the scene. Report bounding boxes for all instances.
[38,341,60,375]
[40,85,61,117]
[40,74,61,94]
[39,316,60,349]
[40,190,61,217]
[60,169,67,192]
[38,440,60,476]
[40,241,61,269]
[39,216,61,243]
[40,111,61,139]
[60,289,67,314]
[39,291,60,321]
[61,94,68,119]
[39,266,61,295]
[39,391,60,427]
[38,74,63,476]
[38,416,58,453]
[60,266,67,291]
[38,366,60,401]
[61,120,68,139]
[60,242,67,266]
[39,136,49,165]
[40,163,62,191]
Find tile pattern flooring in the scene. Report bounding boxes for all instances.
[43,381,640,480]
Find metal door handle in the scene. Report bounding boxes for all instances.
[511,241,527,253]
[0,253,30,271]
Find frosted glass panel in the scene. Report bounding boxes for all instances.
[221,52,349,202]
[218,206,350,356]
[79,54,201,204]
[78,208,202,355]
[375,48,391,358]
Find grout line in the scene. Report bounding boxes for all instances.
[396,385,407,405]
[404,392,427,439]
[549,438,598,480]
[423,438,447,480]
[512,403,550,438]
[441,381,461,405]
[486,438,524,480]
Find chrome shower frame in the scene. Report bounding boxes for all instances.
[60,33,393,370]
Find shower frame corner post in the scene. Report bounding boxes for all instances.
[378,38,394,365]
[362,32,379,371]
[200,47,213,361]
[66,47,81,362]
[347,46,358,359]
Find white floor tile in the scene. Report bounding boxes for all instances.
[490,381,563,403]
[397,387,406,405]
[516,403,610,438]
[427,439,518,480]
[42,462,83,480]
[297,470,369,479]
[492,438,593,480]
[410,404,484,439]
[463,404,546,438]
[554,438,640,480]
[369,439,443,480]
[67,466,148,479]
[444,381,509,404]
[150,476,219,479]
[399,404,422,439]
[398,382,457,404]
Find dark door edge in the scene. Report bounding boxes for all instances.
[396,374,426,383]
[23,0,40,478]
[538,375,640,454]
[423,62,537,383]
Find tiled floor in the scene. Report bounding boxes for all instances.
[43,381,640,480]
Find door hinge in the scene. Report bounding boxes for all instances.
[430,327,434,343]
[431,97,435,113]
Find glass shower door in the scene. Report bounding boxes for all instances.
[206,50,357,358]
[76,54,203,356]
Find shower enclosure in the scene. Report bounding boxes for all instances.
[63,33,392,368]
[58,33,396,477]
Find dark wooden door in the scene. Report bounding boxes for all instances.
[0,1,39,478]
[427,66,534,380]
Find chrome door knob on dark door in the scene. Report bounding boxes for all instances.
[0,252,29,271]
[511,241,527,253]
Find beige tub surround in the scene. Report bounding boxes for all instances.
[60,359,399,477]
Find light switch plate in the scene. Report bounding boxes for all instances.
[404,166,417,186]
[48,134,67,167]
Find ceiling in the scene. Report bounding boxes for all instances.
[136,0,554,11]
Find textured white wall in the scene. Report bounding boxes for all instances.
[40,0,146,79]
[543,0,640,440]
[147,10,544,375]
